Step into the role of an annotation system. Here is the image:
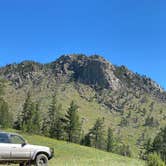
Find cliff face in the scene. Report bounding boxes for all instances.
[49,55,121,90]
[0,54,165,99]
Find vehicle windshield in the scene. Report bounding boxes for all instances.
[0,133,10,143]
[10,134,26,144]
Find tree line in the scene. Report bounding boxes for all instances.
[15,93,166,165]
[0,81,165,165]
[13,93,116,153]
[0,91,130,158]
[143,127,166,165]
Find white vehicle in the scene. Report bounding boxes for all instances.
[0,132,54,166]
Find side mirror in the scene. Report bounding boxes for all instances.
[22,140,28,147]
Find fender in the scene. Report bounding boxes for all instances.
[32,150,50,160]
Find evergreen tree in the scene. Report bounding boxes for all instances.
[21,92,33,132]
[49,95,64,140]
[13,115,22,130]
[107,127,114,152]
[152,126,166,163]
[144,138,153,156]
[18,92,41,133]
[89,118,105,150]
[41,116,50,137]
[0,99,12,128]
[81,133,91,147]
[31,102,41,134]
[65,101,81,143]
[0,81,12,128]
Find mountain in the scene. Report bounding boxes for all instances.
[0,54,166,156]
[0,54,165,96]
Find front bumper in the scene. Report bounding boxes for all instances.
[49,148,54,159]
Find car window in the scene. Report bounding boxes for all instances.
[0,133,10,143]
[10,135,25,144]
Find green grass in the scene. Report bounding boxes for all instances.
[1,129,145,166]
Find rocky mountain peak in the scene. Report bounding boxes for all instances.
[0,54,165,100]
[50,54,121,90]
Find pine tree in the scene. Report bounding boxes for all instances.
[107,127,114,152]
[31,102,41,134]
[65,101,81,143]
[41,116,50,137]
[20,92,33,132]
[81,133,91,147]
[17,92,41,133]
[48,95,64,140]
[13,115,22,130]
[0,80,12,128]
[144,138,153,155]
[0,99,11,128]
[88,118,105,150]
[152,126,166,163]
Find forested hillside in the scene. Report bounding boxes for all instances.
[0,54,166,164]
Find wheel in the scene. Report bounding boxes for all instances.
[35,154,48,166]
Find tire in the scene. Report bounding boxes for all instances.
[35,154,48,166]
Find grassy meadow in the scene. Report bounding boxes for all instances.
[1,130,145,166]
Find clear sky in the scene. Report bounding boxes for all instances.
[0,0,165,88]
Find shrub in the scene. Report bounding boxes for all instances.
[114,144,132,157]
[146,153,165,166]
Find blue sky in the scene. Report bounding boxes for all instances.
[0,0,165,88]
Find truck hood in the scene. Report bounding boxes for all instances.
[25,144,50,151]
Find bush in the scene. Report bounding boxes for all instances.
[146,153,165,166]
[114,144,132,157]
[152,127,166,163]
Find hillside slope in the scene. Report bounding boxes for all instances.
[2,129,145,166]
[0,54,166,157]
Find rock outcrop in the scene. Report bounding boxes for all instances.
[0,54,165,100]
